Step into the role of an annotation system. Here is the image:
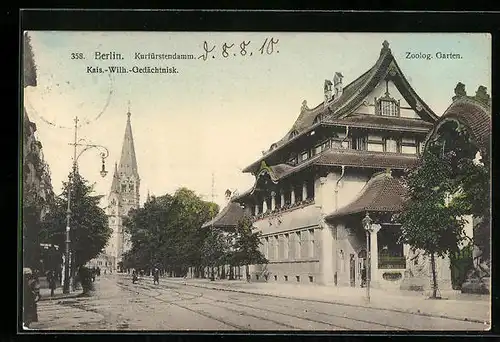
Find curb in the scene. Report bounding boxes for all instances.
[175,281,489,325]
[39,293,82,302]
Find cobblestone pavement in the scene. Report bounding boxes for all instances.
[28,274,489,331]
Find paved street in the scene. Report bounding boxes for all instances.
[28,274,488,331]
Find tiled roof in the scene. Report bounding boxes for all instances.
[325,171,407,220]
[429,96,491,155]
[315,149,418,170]
[326,114,433,132]
[201,202,245,229]
[243,41,437,173]
[234,150,417,201]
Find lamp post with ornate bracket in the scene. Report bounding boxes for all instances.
[362,212,373,303]
[63,116,109,294]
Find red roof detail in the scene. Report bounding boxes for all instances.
[327,114,433,132]
[325,172,407,220]
[243,41,437,173]
[234,150,417,202]
[426,97,491,156]
[201,202,245,229]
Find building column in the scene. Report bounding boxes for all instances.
[280,190,285,208]
[370,224,381,286]
[290,187,296,204]
[271,191,276,211]
[263,197,268,213]
[254,204,259,216]
[302,182,308,201]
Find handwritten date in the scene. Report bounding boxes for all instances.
[198,38,279,61]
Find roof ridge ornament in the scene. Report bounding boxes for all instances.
[453,82,467,101]
[381,40,391,55]
[301,100,309,112]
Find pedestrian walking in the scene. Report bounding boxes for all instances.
[132,270,138,284]
[153,268,160,285]
[23,269,38,328]
[47,270,57,297]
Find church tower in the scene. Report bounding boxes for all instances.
[105,107,140,271]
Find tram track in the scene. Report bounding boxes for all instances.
[117,278,409,330]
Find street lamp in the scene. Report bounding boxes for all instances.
[362,212,373,303]
[63,116,109,294]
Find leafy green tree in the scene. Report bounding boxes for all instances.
[41,172,111,270]
[123,188,218,277]
[200,228,229,280]
[231,216,268,282]
[399,143,466,298]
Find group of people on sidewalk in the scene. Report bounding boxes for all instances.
[132,267,160,285]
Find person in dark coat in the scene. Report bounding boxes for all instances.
[47,270,57,297]
[23,271,38,327]
[153,268,160,285]
[132,270,138,284]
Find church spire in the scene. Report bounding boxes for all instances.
[118,105,139,177]
[111,162,120,193]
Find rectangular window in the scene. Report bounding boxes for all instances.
[315,145,322,155]
[301,151,308,161]
[368,134,383,141]
[401,145,417,154]
[355,136,367,151]
[367,142,384,152]
[385,138,398,153]
[274,235,279,260]
[309,276,314,283]
[295,231,301,259]
[284,234,289,259]
[402,137,416,144]
[264,237,269,259]
[380,100,398,116]
[309,229,315,258]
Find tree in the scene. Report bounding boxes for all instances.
[200,228,229,280]
[231,216,268,282]
[399,143,466,298]
[123,188,218,277]
[41,172,112,270]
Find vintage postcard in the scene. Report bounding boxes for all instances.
[21,31,491,332]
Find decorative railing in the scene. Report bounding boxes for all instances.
[378,255,406,269]
[253,198,315,221]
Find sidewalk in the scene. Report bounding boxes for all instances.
[28,278,108,330]
[166,277,490,324]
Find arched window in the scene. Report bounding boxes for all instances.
[289,130,299,140]
[270,143,278,151]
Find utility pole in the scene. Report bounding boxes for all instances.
[63,116,110,294]
[211,172,215,204]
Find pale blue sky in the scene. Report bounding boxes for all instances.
[24,32,491,209]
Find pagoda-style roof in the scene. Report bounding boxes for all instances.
[201,202,245,229]
[234,150,417,202]
[243,40,438,174]
[326,114,433,133]
[425,85,491,156]
[325,171,406,221]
